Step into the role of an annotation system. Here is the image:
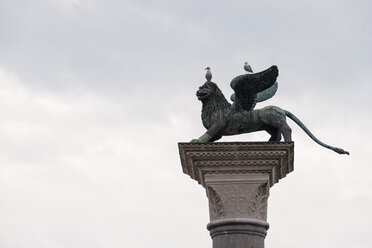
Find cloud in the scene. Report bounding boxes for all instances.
[0,65,206,247]
[0,0,371,247]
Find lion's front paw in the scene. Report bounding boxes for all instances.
[190,139,200,143]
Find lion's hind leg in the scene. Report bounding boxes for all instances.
[259,107,292,142]
[266,121,291,141]
[268,127,282,141]
[277,120,292,141]
[261,125,281,141]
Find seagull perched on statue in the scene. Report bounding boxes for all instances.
[205,67,212,82]
[244,62,253,74]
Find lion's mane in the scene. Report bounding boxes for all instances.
[201,82,231,122]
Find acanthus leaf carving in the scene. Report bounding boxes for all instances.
[206,186,224,219]
[248,183,269,220]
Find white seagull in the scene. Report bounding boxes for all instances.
[244,62,253,74]
[205,67,212,82]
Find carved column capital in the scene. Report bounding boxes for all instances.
[178,142,294,248]
[205,174,270,221]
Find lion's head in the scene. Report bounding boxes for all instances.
[196,81,231,110]
[196,82,216,101]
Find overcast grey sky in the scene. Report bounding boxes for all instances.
[0,0,371,247]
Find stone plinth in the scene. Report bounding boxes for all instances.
[178,142,294,248]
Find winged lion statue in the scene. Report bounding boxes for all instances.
[191,65,349,155]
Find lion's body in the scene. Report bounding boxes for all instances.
[226,106,288,135]
[193,81,349,155]
[199,91,291,141]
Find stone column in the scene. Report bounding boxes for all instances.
[178,142,294,248]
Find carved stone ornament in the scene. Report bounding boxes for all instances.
[205,174,270,221]
[179,142,293,221]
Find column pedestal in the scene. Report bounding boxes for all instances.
[178,142,294,248]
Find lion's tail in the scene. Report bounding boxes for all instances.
[285,110,350,155]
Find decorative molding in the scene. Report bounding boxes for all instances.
[188,150,287,157]
[178,142,294,187]
[194,160,279,166]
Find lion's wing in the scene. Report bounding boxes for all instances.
[256,81,278,102]
[230,65,278,111]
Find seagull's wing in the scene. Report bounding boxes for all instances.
[230,65,278,111]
